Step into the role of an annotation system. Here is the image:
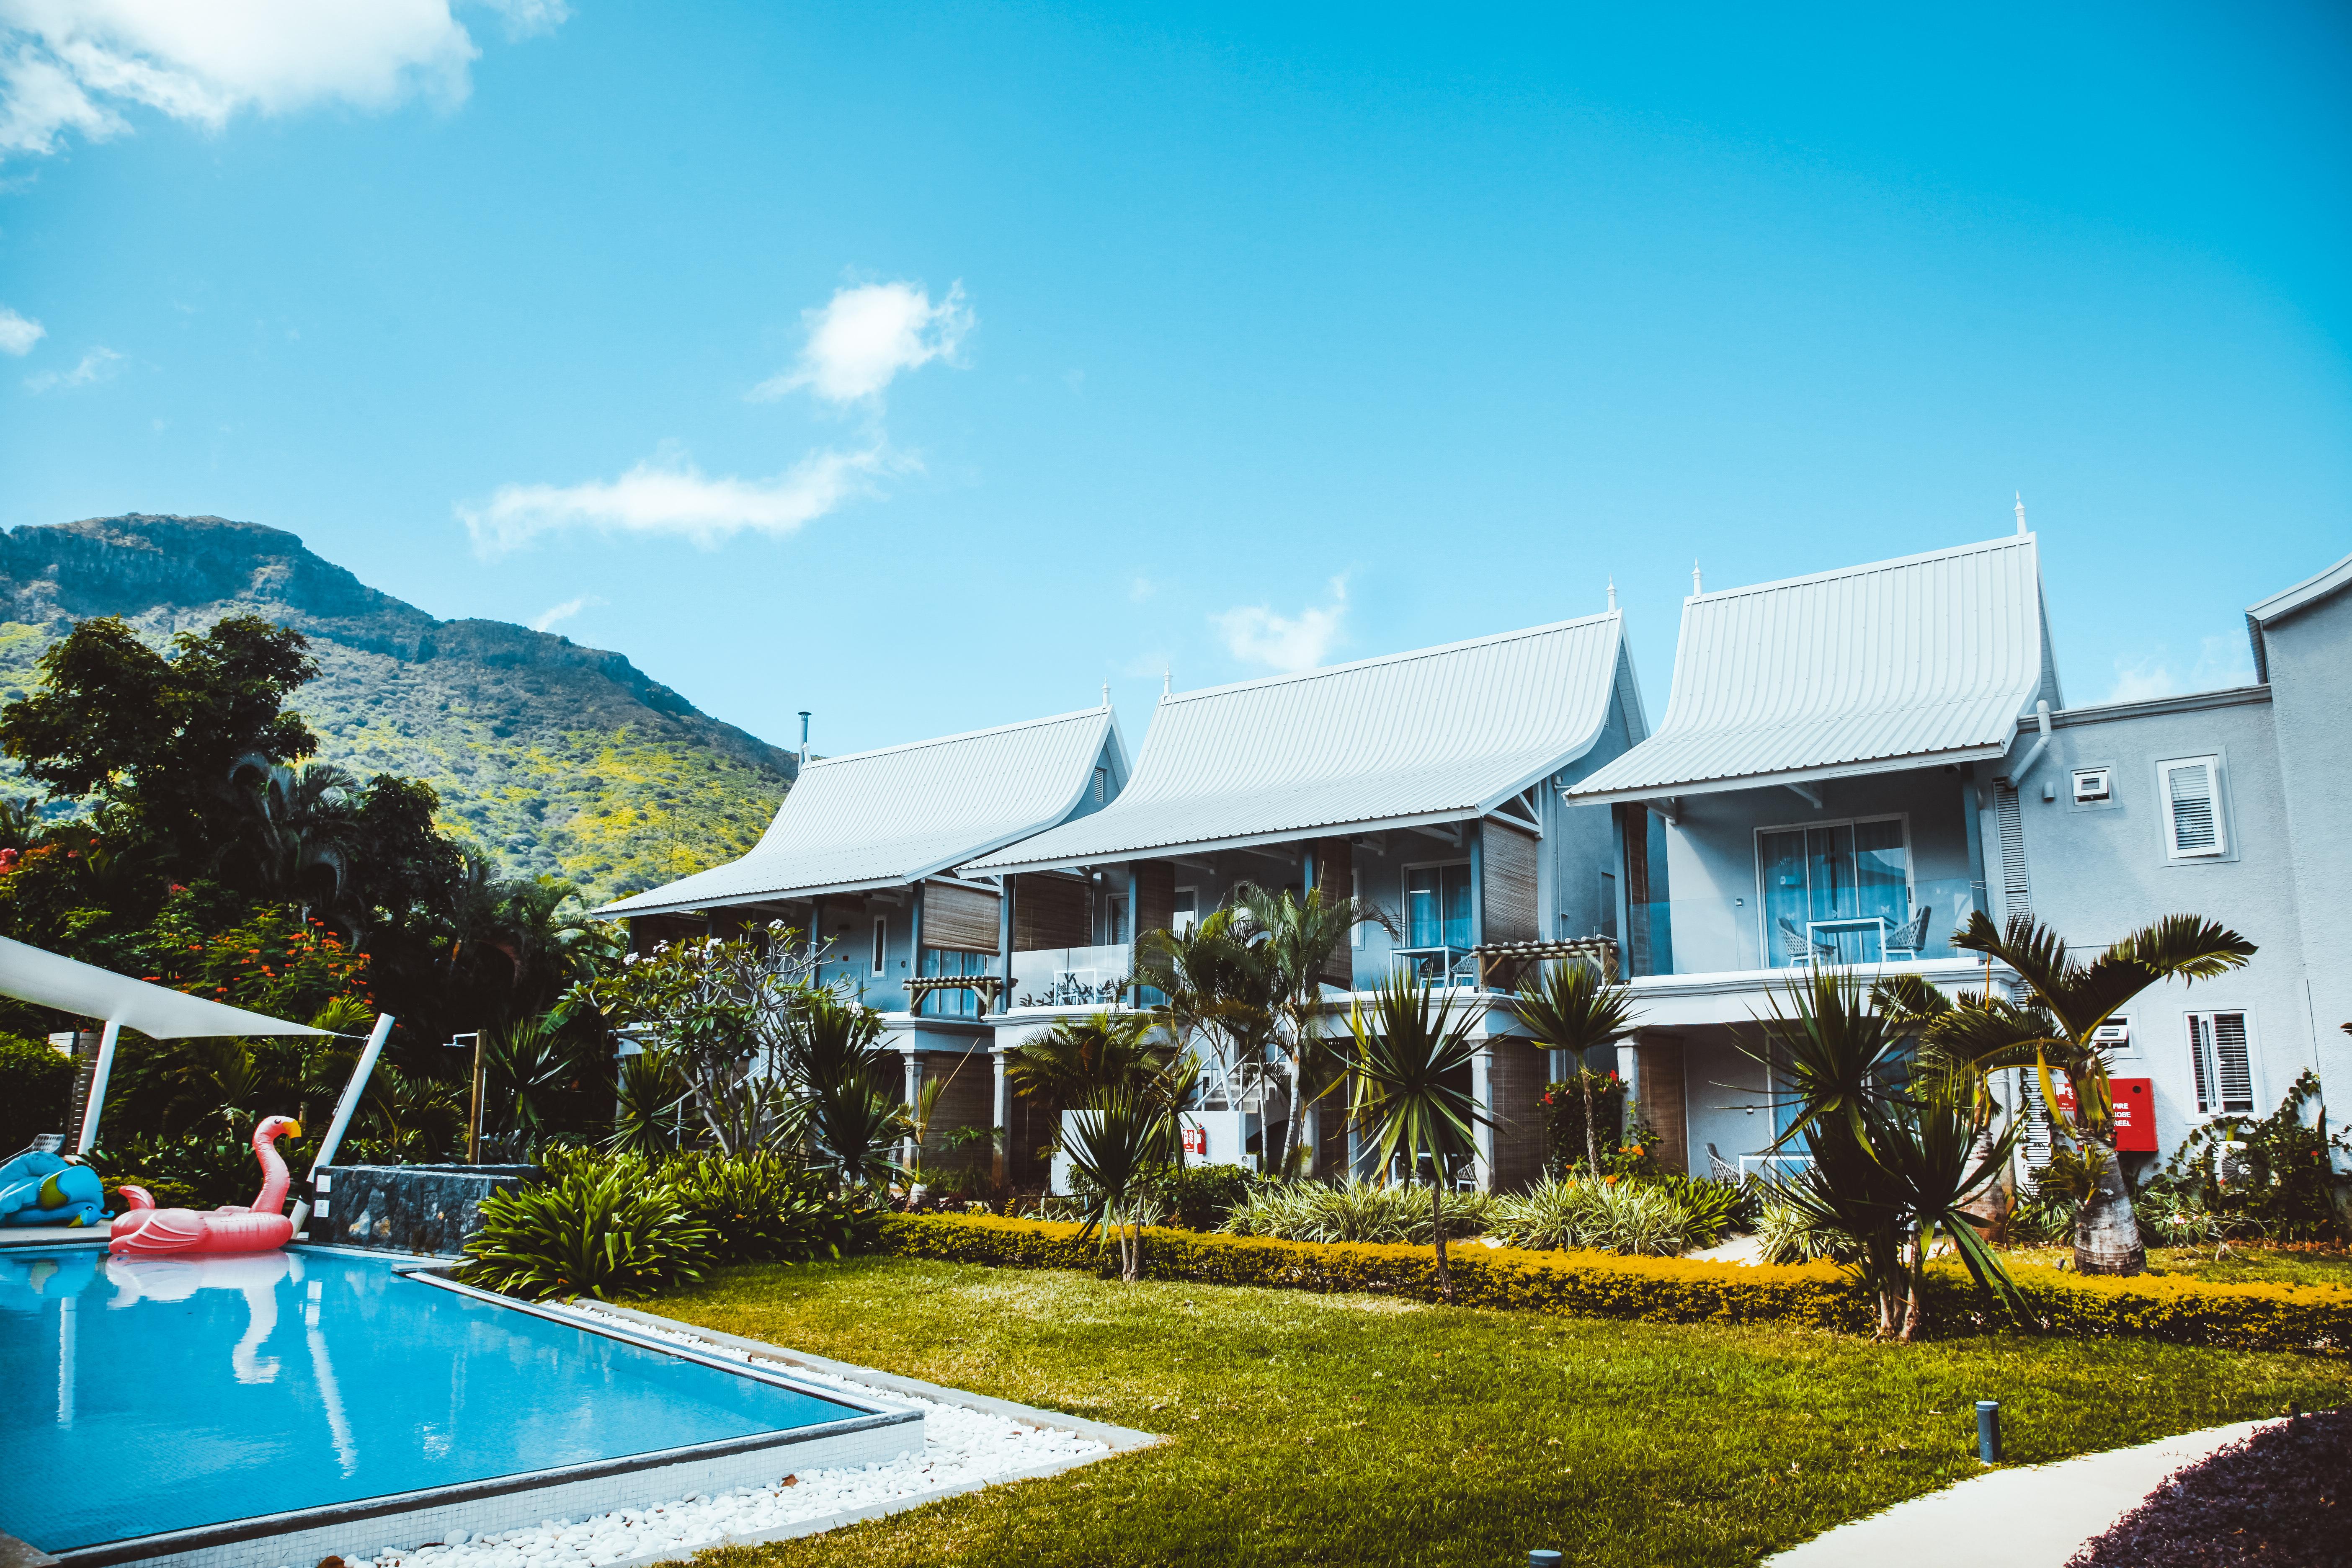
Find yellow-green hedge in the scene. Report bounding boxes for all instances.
[878,1214,2352,1354]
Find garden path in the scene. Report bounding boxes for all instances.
[1766,1416,2282,1566]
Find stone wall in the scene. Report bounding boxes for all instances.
[312,1164,537,1256]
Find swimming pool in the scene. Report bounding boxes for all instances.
[0,1247,914,1564]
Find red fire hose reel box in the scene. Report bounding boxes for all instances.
[2111,1077,2156,1153]
[2042,1075,2158,1153]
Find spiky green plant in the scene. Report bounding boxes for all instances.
[1344,974,1488,1302]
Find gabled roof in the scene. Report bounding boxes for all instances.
[965,613,1634,874]
[2245,547,2352,683]
[594,707,1124,918]
[1568,534,2054,805]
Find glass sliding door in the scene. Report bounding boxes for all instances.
[1405,864,1472,948]
[1759,818,1911,967]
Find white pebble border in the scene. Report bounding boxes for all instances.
[305,1304,1109,1568]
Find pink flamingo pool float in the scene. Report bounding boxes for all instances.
[111,1115,303,1257]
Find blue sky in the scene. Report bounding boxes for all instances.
[1,2,2347,758]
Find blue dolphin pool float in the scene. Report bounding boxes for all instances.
[0,1150,111,1228]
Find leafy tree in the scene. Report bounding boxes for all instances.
[0,615,318,868]
[1344,974,1488,1304]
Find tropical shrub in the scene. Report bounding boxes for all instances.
[1161,1162,1262,1231]
[0,1031,71,1152]
[2136,1070,2350,1246]
[91,1128,299,1209]
[459,1160,716,1300]
[1754,1198,1863,1265]
[1220,1178,1493,1245]
[652,1149,881,1264]
[1489,1173,1754,1256]
[1540,1073,1629,1176]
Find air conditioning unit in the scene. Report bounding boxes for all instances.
[2073,768,2112,804]
[2091,1019,2130,1049]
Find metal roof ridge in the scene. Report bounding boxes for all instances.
[2246,547,2352,626]
[800,705,1110,770]
[1687,532,2035,605]
[1157,610,1620,705]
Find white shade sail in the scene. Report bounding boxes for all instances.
[0,934,330,1039]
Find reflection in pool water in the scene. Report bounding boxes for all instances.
[0,1247,859,1554]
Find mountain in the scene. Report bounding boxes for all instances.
[0,515,795,907]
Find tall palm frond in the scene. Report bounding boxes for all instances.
[1509,957,1639,1174]
[1344,973,1488,1303]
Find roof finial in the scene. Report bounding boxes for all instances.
[2015,491,2027,536]
[1101,681,1112,708]
[1162,666,1172,697]
[1692,559,1703,596]
[1607,576,1617,611]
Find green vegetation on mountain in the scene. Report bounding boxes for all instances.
[0,515,792,905]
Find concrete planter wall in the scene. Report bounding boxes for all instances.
[311,1163,538,1256]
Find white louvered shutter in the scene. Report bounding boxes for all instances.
[2162,758,2225,858]
[1994,781,2030,919]
[2187,1011,2254,1116]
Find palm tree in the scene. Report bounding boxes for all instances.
[1756,969,2024,1339]
[1062,1087,1178,1282]
[483,1014,574,1139]
[1135,908,1274,1075]
[1003,1010,1176,1118]
[1235,882,1393,1176]
[1509,957,1638,1176]
[1344,973,1488,1304]
[1928,910,2255,1276]
[794,993,908,1194]
[235,761,356,911]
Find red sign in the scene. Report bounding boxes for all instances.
[2112,1077,2156,1153]
[1182,1125,1208,1157]
[2041,1076,2156,1153]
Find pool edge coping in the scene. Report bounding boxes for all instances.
[582,1303,1165,1456]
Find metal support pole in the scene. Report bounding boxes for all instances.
[1976,1400,2002,1464]
[291,1012,396,1234]
[72,1019,121,1157]
[468,1032,485,1165]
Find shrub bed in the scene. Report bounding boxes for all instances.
[880,1213,2352,1354]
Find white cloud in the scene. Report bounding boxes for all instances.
[24,343,118,391]
[1216,577,1349,674]
[751,280,972,405]
[0,0,560,159]
[529,593,603,633]
[459,442,897,556]
[0,303,41,353]
[2104,634,2259,704]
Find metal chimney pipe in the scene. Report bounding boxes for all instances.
[798,711,811,768]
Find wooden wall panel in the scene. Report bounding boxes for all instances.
[1485,1039,1550,1191]
[1634,1037,1690,1177]
[1310,836,1355,984]
[917,1046,995,1172]
[1134,859,1176,939]
[1013,873,1091,949]
[922,881,1001,954]
[1483,821,1540,944]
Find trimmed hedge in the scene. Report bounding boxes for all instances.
[879,1213,2352,1355]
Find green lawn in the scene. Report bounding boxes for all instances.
[632,1257,2352,1568]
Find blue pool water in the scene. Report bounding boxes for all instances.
[0,1247,859,1553]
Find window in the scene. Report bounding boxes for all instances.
[1757,818,1911,967]
[870,918,887,977]
[2072,768,2111,804]
[1093,766,1109,804]
[919,947,988,1018]
[2159,756,2226,859]
[1107,893,1130,945]
[1173,887,1198,936]
[1404,863,1472,949]
[2187,1011,2254,1115]
[1351,870,1364,948]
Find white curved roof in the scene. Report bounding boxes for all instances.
[1569,534,2055,805]
[594,707,1123,918]
[966,613,1633,873]
[0,935,330,1038]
